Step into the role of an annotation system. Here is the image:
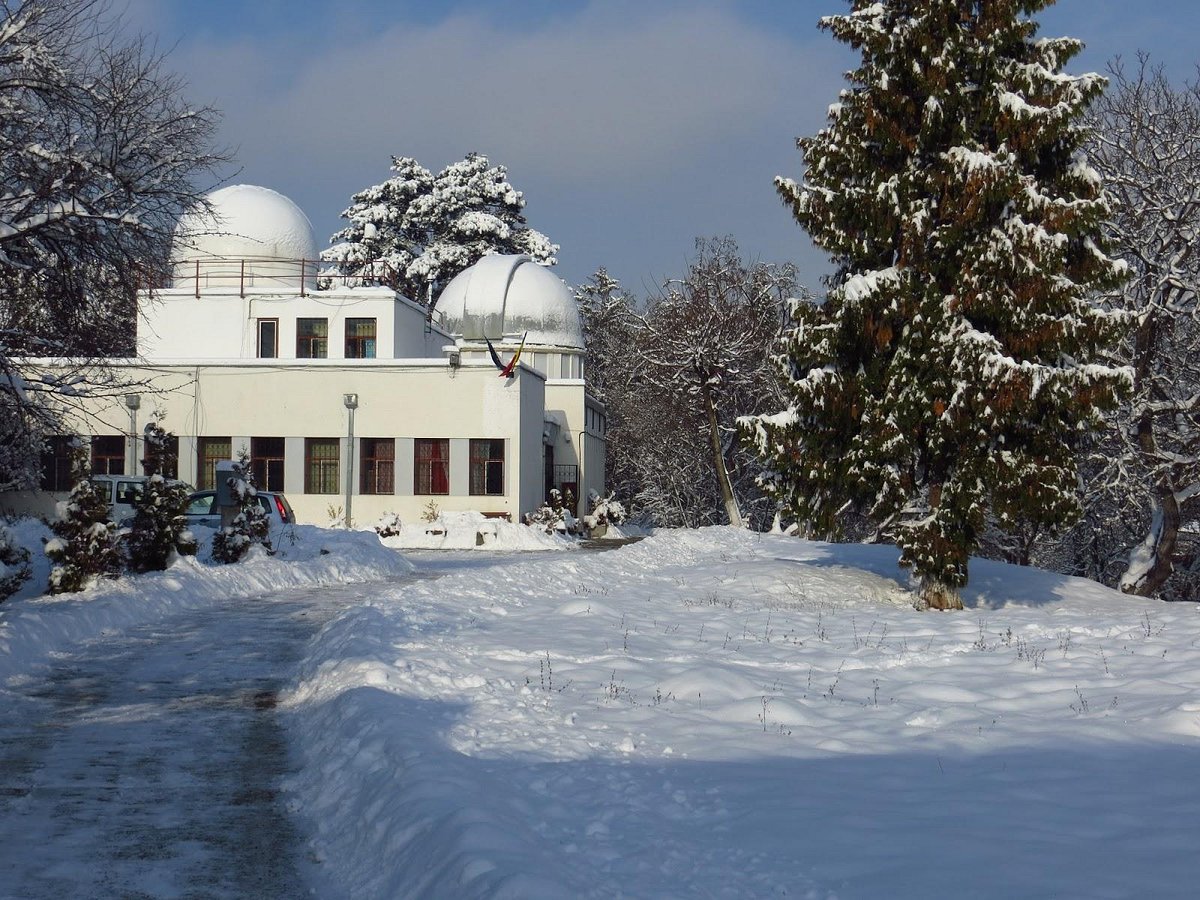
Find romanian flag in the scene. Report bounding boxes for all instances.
[485,333,527,379]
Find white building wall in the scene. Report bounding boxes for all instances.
[21,359,549,526]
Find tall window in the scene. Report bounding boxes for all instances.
[414,438,449,495]
[345,318,377,359]
[91,436,125,475]
[197,437,231,490]
[360,438,395,494]
[297,318,328,358]
[305,438,339,494]
[40,436,75,491]
[251,437,286,491]
[469,439,504,496]
[257,319,278,358]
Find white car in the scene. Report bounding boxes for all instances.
[183,489,296,542]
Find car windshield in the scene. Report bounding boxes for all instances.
[186,494,215,516]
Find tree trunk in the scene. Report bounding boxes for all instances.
[1120,489,1179,597]
[701,382,743,527]
[919,577,964,611]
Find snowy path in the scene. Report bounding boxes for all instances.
[0,575,416,899]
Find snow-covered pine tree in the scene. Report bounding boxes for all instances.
[211,447,270,564]
[322,156,434,294]
[322,153,557,304]
[46,443,120,593]
[742,0,1128,609]
[0,523,31,601]
[125,419,195,572]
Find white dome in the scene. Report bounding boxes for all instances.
[434,255,583,349]
[171,184,319,291]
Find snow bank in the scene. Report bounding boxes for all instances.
[283,527,1200,898]
[374,509,573,552]
[0,523,412,685]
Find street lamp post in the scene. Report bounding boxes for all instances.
[125,394,141,475]
[344,393,358,528]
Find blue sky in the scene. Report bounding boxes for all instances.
[125,0,1200,294]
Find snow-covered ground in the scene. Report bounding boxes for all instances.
[284,528,1200,899]
[0,522,412,684]
[2,524,1198,897]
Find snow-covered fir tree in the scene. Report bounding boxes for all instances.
[743,0,1128,609]
[0,523,31,601]
[323,153,557,304]
[125,420,196,573]
[46,444,120,593]
[211,448,270,564]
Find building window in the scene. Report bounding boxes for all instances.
[251,437,286,491]
[345,318,377,359]
[197,437,231,490]
[469,439,504,496]
[257,319,278,358]
[297,318,328,358]
[414,438,449,495]
[305,438,339,494]
[91,435,125,475]
[360,438,395,494]
[143,435,180,479]
[40,436,75,491]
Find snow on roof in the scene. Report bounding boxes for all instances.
[434,255,584,349]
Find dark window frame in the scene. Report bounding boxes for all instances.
[40,436,75,491]
[360,438,395,495]
[469,439,505,496]
[257,318,279,358]
[297,317,328,359]
[250,437,286,491]
[345,317,377,359]
[304,437,339,494]
[414,438,449,495]
[197,436,231,491]
[91,435,126,476]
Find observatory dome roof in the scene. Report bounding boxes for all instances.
[434,255,583,349]
[172,184,319,266]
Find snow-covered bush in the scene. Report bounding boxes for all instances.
[125,420,195,572]
[125,475,195,572]
[374,512,403,538]
[0,523,31,601]
[211,449,270,564]
[524,488,579,535]
[46,450,120,593]
[584,491,627,529]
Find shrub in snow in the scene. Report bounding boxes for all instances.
[211,449,270,564]
[125,475,195,572]
[0,523,31,601]
[374,512,403,538]
[125,420,195,572]
[47,451,120,593]
[584,490,627,530]
[525,488,579,535]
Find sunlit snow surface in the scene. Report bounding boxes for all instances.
[285,529,1200,899]
[2,526,1199,898]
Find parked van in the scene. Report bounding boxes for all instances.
[90,475,150,524]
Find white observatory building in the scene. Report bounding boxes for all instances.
[10,184,606,525]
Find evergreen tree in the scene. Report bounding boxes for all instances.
[211,448,270,564]
[742,1,1128,609]
[323,152,557,304]
[125,419,195,573]
[46,444,120,593]
[0,523,31,602]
